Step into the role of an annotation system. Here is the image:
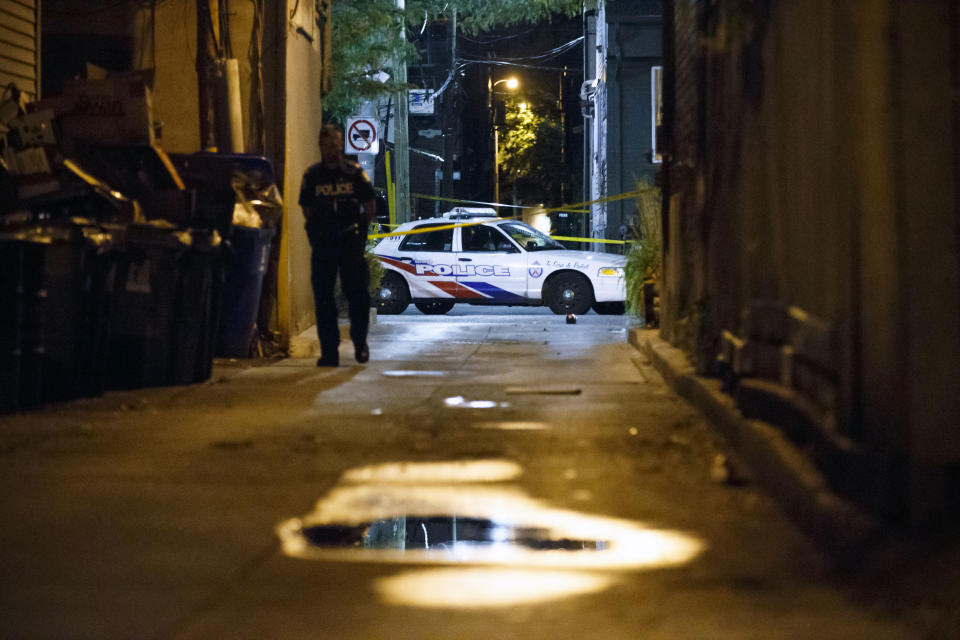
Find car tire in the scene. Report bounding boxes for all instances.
[592,301,625,315]
[546,273,594,315]
[376,271,410,314]
[415,300,455,315]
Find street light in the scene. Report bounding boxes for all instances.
[489,77,519,206]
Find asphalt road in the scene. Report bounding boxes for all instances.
[0,311,926,639]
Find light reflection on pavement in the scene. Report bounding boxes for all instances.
[276,459,704,609]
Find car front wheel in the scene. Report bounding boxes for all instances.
[376,271,410,314]
[546,273,593,315]
[415,300,455,315]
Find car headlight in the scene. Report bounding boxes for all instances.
[598,267,624,277]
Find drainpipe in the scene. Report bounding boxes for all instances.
[214,58,244,152]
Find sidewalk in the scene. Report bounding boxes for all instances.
[628,328,960,637]
[627,328,880,559]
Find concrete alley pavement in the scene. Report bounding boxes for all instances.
[0,310,935,638]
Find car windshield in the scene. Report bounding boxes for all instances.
[496,221,566,252]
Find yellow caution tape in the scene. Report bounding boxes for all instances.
[541,188,658,214]
[550,235,631,245]
[412,192,592,214]
[370,226,632,245]
[409,189,655,215]
[411,193,526,209]
[369,189,653,241]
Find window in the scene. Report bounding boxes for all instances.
[498,222,565,252]
[461,224,517,252]
[399,223,453,252]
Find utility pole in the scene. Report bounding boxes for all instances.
[582,7,597,246]
[487,57,493,201]
[559,65,566,205]
[441,9,457,201]
[392,0,411,223]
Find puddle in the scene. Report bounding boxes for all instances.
[341,459,523,484]
[277,460,702,571]
[381,370,451,377]
[375,568,613,609]
[444,396,510,409]
[276,460,703,608]
[472,421,551,431]
[295,515,608,552]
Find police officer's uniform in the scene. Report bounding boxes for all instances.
[298,158,376,365]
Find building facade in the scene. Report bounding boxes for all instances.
[583,0,662,249]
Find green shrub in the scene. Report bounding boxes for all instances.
[366,249,385,297]
[624,179,662,320]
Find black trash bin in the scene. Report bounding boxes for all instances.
[0,238,25,411]
[216,226,274,358]
[170,228,224,384]
[107,223,189,389]
[107,223,225,389]
[168,152,278,237]
[0,220,115,410]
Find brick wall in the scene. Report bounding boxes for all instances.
[661,0,960,523]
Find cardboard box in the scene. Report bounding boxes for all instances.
[9,110,57,147]
[59,78,155,146]
[10,146,52,175]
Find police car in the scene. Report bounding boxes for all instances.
[372,208,627,315]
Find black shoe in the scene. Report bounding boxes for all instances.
[354,342,369,364]
[316,356,339,367]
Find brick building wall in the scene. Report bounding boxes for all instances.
[661,0,960,523]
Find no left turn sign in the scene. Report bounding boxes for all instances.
[345,117,379,154]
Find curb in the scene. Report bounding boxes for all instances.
[629,328,883,563]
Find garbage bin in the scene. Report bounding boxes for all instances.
[168,152,278,237]
[106,223,189,389]
[0,239,24,411]
[169,228,223,384]
[167,152,280,359]
[216,226,274,358]
[0,220,115,409]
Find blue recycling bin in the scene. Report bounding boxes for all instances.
[216,226,274,358]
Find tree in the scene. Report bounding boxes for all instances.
[324,0,586,123]
[323,0,412,124]
[414,0,585,33]
[499,93,578,206]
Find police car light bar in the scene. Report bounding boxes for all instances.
[442,207,498,219]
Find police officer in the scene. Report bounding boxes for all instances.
[299,124,377,366]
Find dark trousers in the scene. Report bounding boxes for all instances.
[310,252,370,358]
